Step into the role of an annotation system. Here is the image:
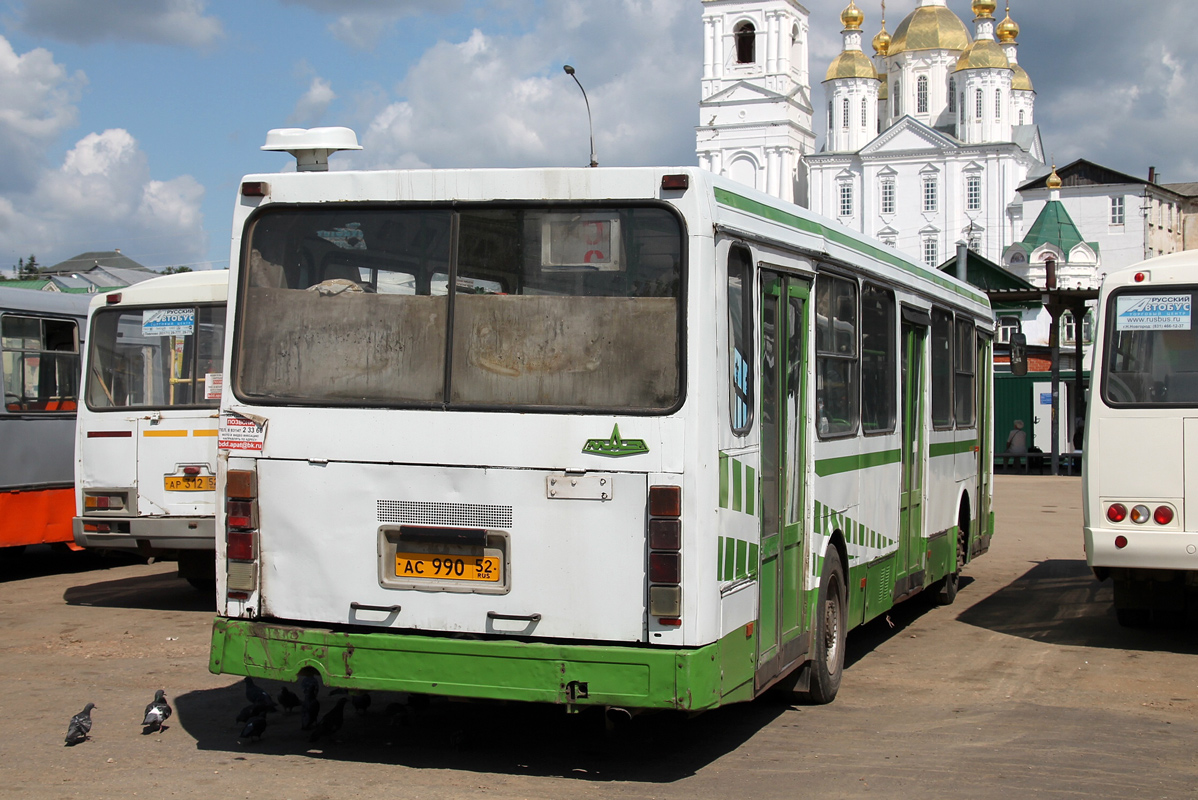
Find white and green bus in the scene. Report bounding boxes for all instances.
[209,128,994,711]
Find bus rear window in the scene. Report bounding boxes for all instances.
[1103,288,1198,406]
[236,205,683,412]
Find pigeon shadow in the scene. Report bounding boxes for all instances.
[63,567,215,613]
[957,559,1198,653]
[174,678,789,782]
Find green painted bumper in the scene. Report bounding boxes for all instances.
[209,618,727,711]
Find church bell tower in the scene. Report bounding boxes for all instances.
[696,0,816,206]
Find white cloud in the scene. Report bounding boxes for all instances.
[0,38,84,192]
[278,0,464,50]
[353,0,701,171]
[289,77,336,126]
[17,0,223,48]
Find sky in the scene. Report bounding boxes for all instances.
[0,0,1193,277]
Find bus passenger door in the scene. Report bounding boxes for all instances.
[757,271,811,689]
[898,320,927,594]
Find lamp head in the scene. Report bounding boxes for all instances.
[563,65,575,75]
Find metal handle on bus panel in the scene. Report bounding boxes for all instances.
[350,602,402,614]
[487,611,542,623]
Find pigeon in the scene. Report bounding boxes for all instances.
[239,715,267,742]
[277,685,300,713]
[235,700,275,724]
[300,675,320,696]
[309,697,347,743]
[243,676,275,710]
[300,694,320,731]
[64,703,96,746]
[350,690,371,715]
[142,690,172,733]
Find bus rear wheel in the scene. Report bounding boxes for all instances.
[802,548,846,705]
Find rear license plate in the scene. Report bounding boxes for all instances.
[395,552,502,583]
[164,475,215,491]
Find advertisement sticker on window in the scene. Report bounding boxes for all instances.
[142,308,195,337]
[1115,294,1192,331]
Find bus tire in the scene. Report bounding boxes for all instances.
[935,527,966,606]
[803,548,846,705]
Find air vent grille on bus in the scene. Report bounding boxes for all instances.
[377,500,513,530]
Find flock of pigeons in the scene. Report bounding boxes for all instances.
[64,676,379,746]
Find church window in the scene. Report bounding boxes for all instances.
[1111,196,1125,225]
[959,94,965,124]
[828,101,834,130]
[975,89,983,119]
[881,179,895,215]
[949,79,957,112]
[917,76,928,114]
[923,236,939,267]
[923,177,938,213]
[842,97,850,129]
[893,80,900,116]
[968,231,982,253]
[839,183,854,217]
[861,98,868,127]
[995,89,1002,117]
[966,175,982,211]
[735,22,756,64]
[1018,109,1025,125]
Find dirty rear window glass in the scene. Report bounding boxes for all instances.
[236,205,683,411]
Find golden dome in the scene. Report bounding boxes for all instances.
[887,6,971,57]
[825,49,879,82]
[972,0,997,18]
[1046,166,1062,190]
[954,38,1011,72]
[872,24,892,55]
[996,9,1020,43]
[1012,64,1033,91]
[841,1,864,30]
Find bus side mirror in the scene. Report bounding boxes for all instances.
[1009,333,1028,376]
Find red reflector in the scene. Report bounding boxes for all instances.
[1114,535,1129,549]
[657,618,682,627]
[1154,506,1175,525]
[106,292,122,305]
[87,430,133,438]
[83,524,98,532]
[241,181,268,197]
[1107,503,1127,523]
[227,531,255,561]
[227,500,253,529]
[227,591,251,601]
[649,552,681,584]
[227,470,257,500]
[661,174,689,191]
[183,465,201,476]
[649,485,682,517]
[648,519,681,550]
[1134,272,1147,283]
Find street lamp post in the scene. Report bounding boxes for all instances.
[563,65,598,168]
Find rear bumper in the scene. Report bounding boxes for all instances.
[209,617,726,711]
[1085,526,1198,570]
[73,516,215,553]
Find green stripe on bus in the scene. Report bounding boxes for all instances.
[713,187,988,306]
[732,461,742,512]
[719,453,729,509]
[735,539,747,579]
[745,465,755,516]
[814,448,902,477]
[929,439,978,458]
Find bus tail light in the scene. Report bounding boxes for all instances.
[1130,505,1152,524]
[83,492,127,511]
[1154,506,1175,525]
[648,485,682,621]
[226,469,259,598]
[1107,503,1127,523]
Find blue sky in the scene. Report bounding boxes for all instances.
[0,0,1192,276]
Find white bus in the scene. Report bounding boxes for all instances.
[73,270,228,587]
[210,129,994,711]
[1084,252,1198,626]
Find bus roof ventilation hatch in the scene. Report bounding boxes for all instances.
[261,127,362,172]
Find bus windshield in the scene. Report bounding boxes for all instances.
[235,205,683,411]
[87,305,226,409]
[1102,287,1198,406]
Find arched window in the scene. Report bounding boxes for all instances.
[842,97,850,129]
[995,89,1002,117]
[828,101,834,129]
[959,94,965,124]
[893,80,901,117]
[735,22,756,64]
[917,76,929,114]
[975,88,983,119]
[1018,109,1025,125]
[949,78,957,112]
[861,97,868,127]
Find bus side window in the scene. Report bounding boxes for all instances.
[815,273,859,438]
[955,319,976,427]
[1,314,80,413]
[861,284,896,434]
[931,308,954,429]
[728,245,753,434]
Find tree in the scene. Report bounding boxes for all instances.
[16,254,39,279]
[162,266,193,275]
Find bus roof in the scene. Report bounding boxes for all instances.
[0,286,91,318]
[87,269,228,311]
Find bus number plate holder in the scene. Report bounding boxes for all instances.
[547,473,613,501]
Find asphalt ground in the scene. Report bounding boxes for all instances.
[1,474,1196,799]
